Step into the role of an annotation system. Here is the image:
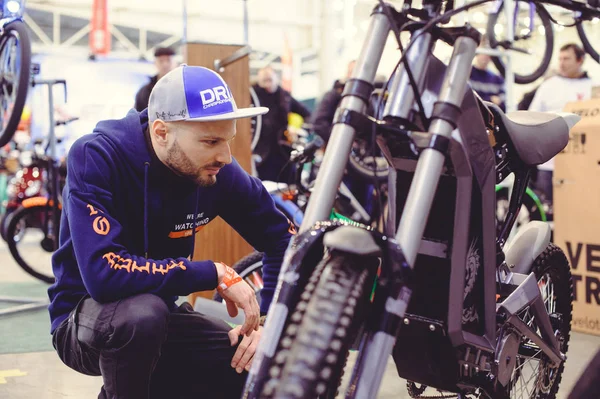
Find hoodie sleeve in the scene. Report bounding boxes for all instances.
[217,160,293,313]
[63,137,218,303]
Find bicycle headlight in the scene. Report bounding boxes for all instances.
[5,1,21,15]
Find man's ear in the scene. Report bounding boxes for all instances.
[152,119,169,146]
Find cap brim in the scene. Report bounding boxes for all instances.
[185,106,269,122]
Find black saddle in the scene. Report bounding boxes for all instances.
[486,103,572,166]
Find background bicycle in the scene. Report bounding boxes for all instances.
[0,0,31,147]
[485,0,600,84]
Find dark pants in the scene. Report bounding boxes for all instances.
[52,294,246,399]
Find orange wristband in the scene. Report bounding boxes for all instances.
[216,262,242,292]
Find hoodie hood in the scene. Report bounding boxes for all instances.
[94,108,196,192]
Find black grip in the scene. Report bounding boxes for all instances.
[290,136,325,163]
[302,136,325,159]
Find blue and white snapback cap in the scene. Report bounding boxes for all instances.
[148,65,268,122]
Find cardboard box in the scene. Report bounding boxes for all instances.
[554,99,600,336]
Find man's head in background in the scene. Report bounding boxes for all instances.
[154,47,176,80]
[473,35,492,70]
[559,43,585,79]
[257,66,279,94]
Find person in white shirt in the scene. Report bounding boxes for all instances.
[528,43,594,202]
[529,43,593,112]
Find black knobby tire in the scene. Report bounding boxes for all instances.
[576,21,600,64]
[506,243,573,399]
[347,152,389,183]
[487,2,554,85]
[0,20,31,148]
[213,251,264,303]
[6,204,57,284]
[270,253,376,399]
[530,243,572,398]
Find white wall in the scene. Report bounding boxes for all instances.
[28,51,154,156]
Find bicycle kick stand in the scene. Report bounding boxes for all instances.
[0,78,65,318]
[0,296,49,316]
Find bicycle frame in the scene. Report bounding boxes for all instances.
[245,3,569,398]
[31,78,68,250]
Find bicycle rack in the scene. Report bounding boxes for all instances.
[0,78,67,318]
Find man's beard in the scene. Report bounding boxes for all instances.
[165,140,223,187]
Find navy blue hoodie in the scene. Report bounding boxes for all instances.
[48,109,292,333]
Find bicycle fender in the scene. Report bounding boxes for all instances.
[21,196,61,209]
[323,225,382,256]
[504,221,551,274]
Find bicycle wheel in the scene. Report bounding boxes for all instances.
[265,252,377,399]
[503,244,572,399]
[487,2,554,84]
[577,18,600,64]
[347,139,389,183]
[1,207,25,243]
[0,20,31,147]
[213,251,264,305]
[6,203,58,284]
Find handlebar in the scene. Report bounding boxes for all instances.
[289,136,325,164]
[55,117,79,126]
[213,45,252,73]
[539,0,600,17]
[31,79,68,102]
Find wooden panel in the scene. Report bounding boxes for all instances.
[185,43,255,304]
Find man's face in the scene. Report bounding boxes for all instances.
[475,53,491,69]
[559,48,583,78]
[162,120,235,186]
[155,55,175,79]
[258,69,278,93]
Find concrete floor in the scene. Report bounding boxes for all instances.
[0,234,599,398]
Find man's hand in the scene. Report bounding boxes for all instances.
[229,325,262,373]
[215,262,260,336]
[491,95,502,106]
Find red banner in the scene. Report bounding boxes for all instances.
[281,33,293,92]
[89,0,110,55]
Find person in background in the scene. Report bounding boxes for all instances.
[469,36,506,111]
[517,69,557,110]
[529,43,593,112]
[252,66,311,182]
[134,47,177,111]
[528,43,594,202]
[311,60,356,143]
[310,60,376,215]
